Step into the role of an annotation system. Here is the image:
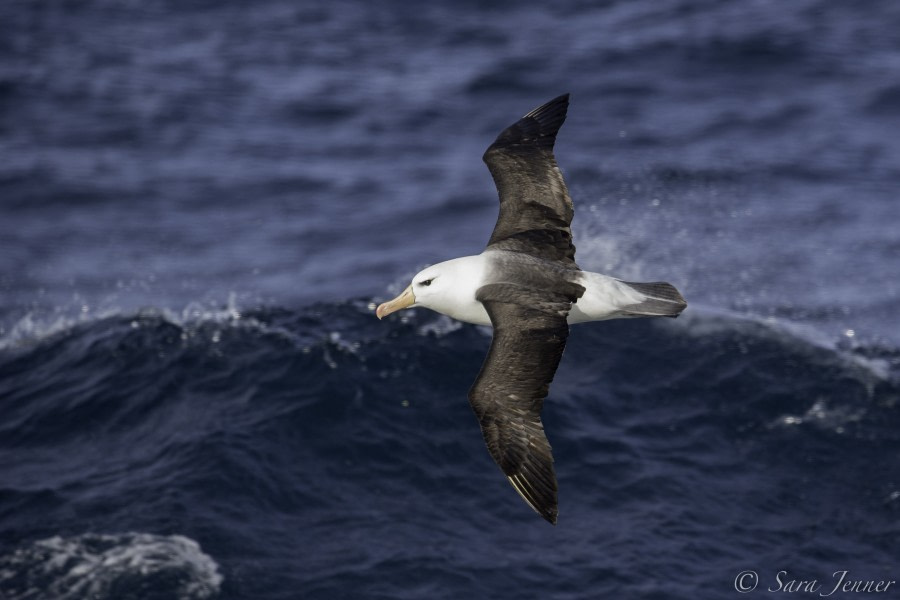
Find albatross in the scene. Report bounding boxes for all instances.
[375,94,686,524]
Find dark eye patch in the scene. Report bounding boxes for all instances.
[419,278,434,287]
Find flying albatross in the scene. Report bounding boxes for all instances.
[376,94,686,524]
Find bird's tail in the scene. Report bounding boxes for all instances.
[619,281,687,318]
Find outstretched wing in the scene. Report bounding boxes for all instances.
[482,94,577,266]
[468,283,576,524]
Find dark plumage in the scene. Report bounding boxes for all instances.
[483,94,577,266]
[471,95,582,523]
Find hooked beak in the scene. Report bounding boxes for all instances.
[376,285,416,320]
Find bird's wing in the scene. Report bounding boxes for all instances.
[482,94,577,266]
[468,282,577,524]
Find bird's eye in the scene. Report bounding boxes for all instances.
[419,278,434,287]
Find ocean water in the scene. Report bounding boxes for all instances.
[1,1,899,598]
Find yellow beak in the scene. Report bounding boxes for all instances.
[376,285,416,319]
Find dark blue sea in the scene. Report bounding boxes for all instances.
[2,1,899,598]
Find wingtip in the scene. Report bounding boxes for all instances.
[524,93,569,115]
[507,473,559,525]
[522,93,570,133]
[541,497,559,525]
[487,93,571,153]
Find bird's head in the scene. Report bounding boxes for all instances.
[375,266,443,320]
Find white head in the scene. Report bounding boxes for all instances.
[375,255,487,324]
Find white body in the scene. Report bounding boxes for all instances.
[409,253,647,327]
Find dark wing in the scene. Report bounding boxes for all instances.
[468,282,578,524]
[482,94,577,266]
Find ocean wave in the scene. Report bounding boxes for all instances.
[1,300,897,597]
[1,299,896,442]
[0,295,299,353]
[0,532,222,600]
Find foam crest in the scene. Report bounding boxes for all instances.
[0,532,222,600]
[0,293,297,352]
[673,306,897,384]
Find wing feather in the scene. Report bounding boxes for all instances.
[467,286,575,524]
[466,96,587,523]
[482,94,577,265]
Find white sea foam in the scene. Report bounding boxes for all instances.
[771,397,867,434]
[0,293,298,352]
[670,305,895,384]
[0,532,223,600]
[0,309,100,352]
